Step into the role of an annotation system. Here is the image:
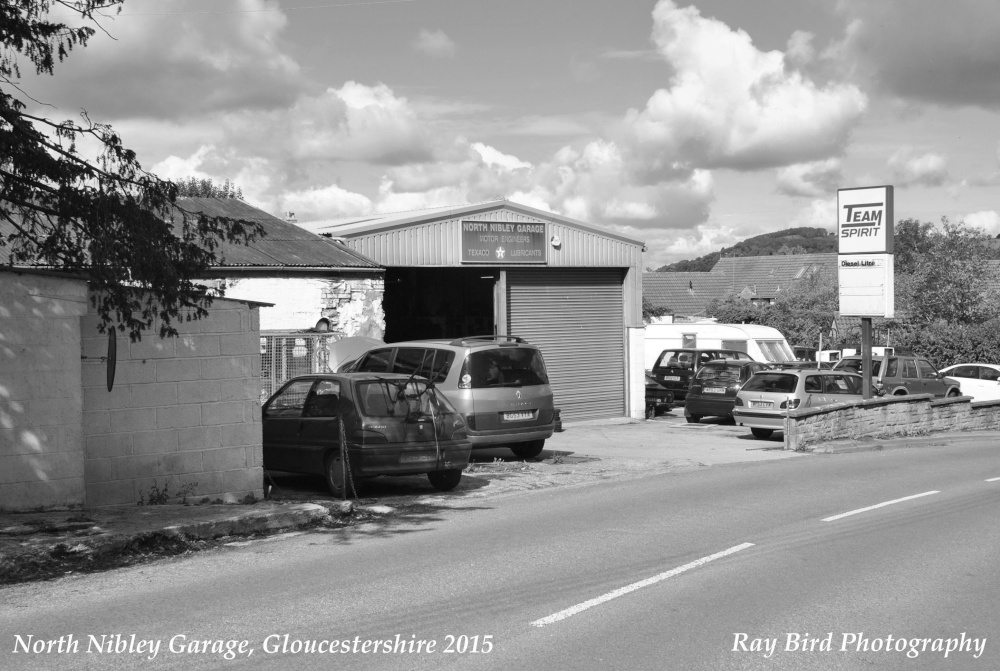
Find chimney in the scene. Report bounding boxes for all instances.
[285,211,297,224]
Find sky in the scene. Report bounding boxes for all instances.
[18,0,1000,269]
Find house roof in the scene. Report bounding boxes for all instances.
[297,199,646,247]
[709,252,838,298]
[172,198,381,269]
[642,272,732,318]
[1,198,382,271]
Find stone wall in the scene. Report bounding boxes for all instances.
[81,298,264,506]
[0,272,88,510]
[222,276,384,337]
[784,394,1000,451]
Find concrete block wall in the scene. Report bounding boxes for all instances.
[785,394,1000,451]
[0,272,89,510]
[81,298,264,506]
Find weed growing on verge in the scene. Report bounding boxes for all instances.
[137,481,198,506]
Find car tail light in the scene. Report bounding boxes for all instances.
[733,396,744,406]
[779,398,801,409]
[464,414,477,430]
[353,429,387,444]
[458,357,472,389]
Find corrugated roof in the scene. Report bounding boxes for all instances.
[173,198,380,269]
[0,199,381,270]
[709,253,838,298]
[642,272,732,317]
[297,199,646,246]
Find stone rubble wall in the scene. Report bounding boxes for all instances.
[785,394,1000,451]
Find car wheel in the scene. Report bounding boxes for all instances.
[325,452,363,498]
[686,415,702,423]
[510,439,545,459]
[645,405,655,419]
[893,389,907,396]
[427,468,463,491]
[947,388,960,398]
[750,427,773,439]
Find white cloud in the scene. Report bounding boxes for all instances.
[787,198,838,230]
[887,148,949,187]
[413,29,456,58]
[616,0,867,181]
[776,159,843,197]
[963,210,1000,237]
[472,143,532,173]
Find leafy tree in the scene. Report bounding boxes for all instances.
[1,0,263,340]
[655,227,836,271]
[642,297,670,324]
[176,178,244,200]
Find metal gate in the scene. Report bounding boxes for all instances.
[506,269,626,422]
[259,332,336,402]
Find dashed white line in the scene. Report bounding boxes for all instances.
[986,477,1000,482]
[530,543,755,628]
[822,490,940,522]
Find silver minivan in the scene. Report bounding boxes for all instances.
[346,336,555,459]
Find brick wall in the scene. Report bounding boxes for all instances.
[785,394,1000,451]
[0,272,89,510]
[81,297,264,506]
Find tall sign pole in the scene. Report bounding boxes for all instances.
[837,186,895,399]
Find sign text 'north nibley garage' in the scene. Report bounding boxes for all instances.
[461,221,547,264]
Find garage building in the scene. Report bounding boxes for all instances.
[299,200,645,422]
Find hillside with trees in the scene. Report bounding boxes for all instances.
[655,227,837,272]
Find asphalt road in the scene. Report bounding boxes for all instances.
[2,441,999,671]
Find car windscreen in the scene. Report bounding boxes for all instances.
[741,373,799,393]
[468,348,549,388]
[695,365,740,382]
[357,380,458,417]
[839,359,882,376]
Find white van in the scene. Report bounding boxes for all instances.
[645,322,796,368]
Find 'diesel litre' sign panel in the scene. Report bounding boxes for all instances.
[838,185,894,254]
[839,254,894,318]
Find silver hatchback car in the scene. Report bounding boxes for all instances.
[732,369,864,439]
[346,336,555,458]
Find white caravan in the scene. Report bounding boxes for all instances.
[644,322,796,369]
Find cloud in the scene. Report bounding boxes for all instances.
[830,0,1000,108]
[21,0,306,118]
[615,0,867,181]
[887,148,949,187]
[963,210,1000,237]
[413,29,456,58]
[776,159,843,197]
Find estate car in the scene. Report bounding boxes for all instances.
[733,369,864,439]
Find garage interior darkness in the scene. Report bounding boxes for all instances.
[383,267,497,342]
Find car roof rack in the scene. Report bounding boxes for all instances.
[448,335,527,347]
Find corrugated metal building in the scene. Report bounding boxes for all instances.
[299,200,646,421]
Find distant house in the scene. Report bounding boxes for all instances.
[643,253,838,319]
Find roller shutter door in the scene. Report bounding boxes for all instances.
[507,269,625,421]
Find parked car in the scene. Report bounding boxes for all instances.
[346,336,554,459]
[939,364,1000,401]
[645,373,674,419]
[733,369,864,439]
[650,348,756,401]
[771,361,835,370]
[262,373,472,497]
[833,355,961,398]
[684,360,772,424]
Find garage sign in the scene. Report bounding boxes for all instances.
[837,185,894,254]
[461,221,547,264]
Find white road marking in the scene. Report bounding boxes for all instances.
[822,491,940,522]
[530,543,755,628]
[986,477,1000,482]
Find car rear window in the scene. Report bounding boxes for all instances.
[467,348,549,388]
[695,364,740,382]
[357,380,457,417]
[742,373,799,393]
[839,358,882,376]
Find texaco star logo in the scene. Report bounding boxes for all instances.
[495,246,505,259]
[516,390,522,399]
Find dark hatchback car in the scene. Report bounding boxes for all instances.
[651,348,755,401]
[262,373,472,497]
[645,373,675,418]
[684,359,771,424]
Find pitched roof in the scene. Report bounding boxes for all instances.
[642,272,732,318]
[709,252,837,298]
[1,198,382,270]
[173,198,380,269]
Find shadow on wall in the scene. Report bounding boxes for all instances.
[0,272,88,510]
